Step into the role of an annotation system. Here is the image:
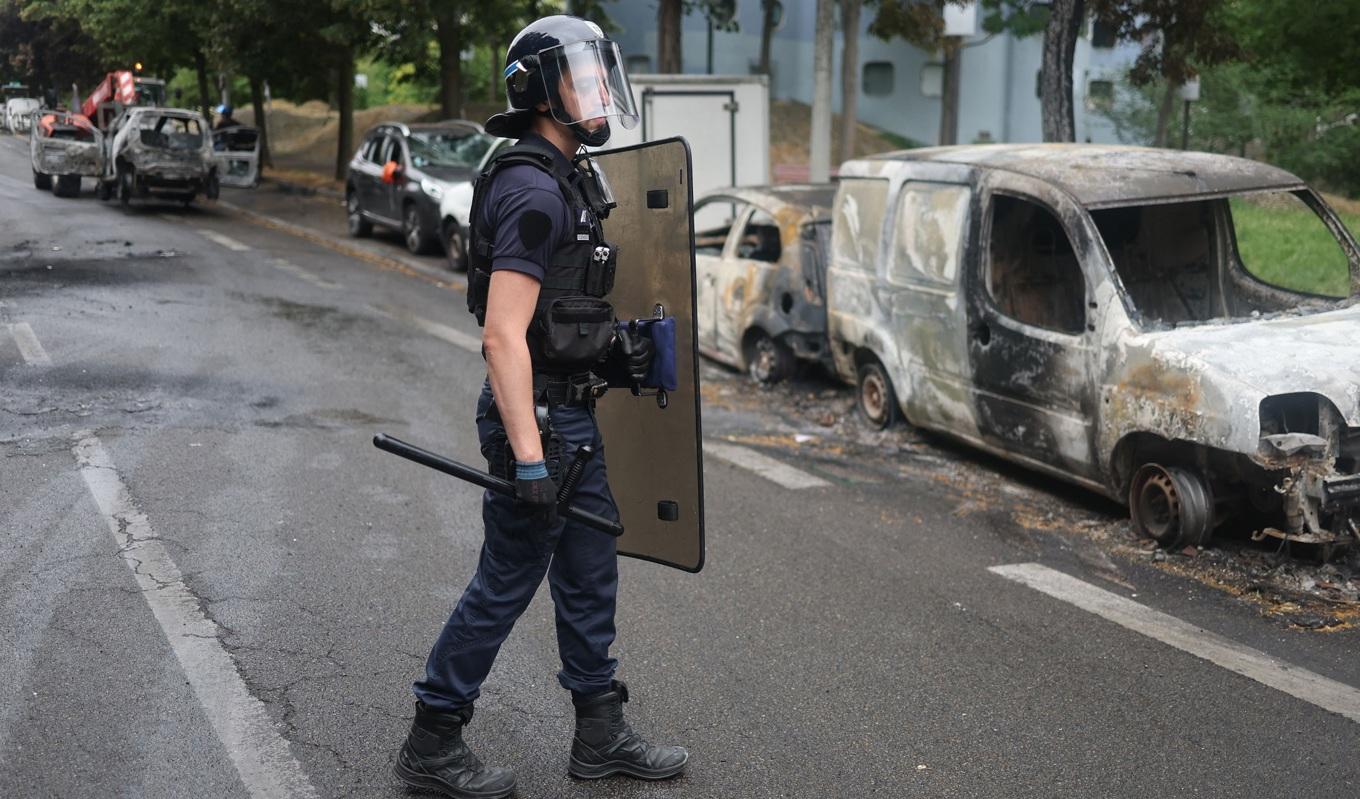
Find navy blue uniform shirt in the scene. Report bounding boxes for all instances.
[480,133,576,283]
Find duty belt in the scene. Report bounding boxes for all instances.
[537,372,608,407]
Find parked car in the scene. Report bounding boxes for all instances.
[694,184,835,383]
[30,109,104,197]
[5,97,40,134]
[346,120,506,261]
[212,125,261,188]
[829,144,1360,554]
[97,107,217,207]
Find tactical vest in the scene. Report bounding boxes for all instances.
[466,140,617,374]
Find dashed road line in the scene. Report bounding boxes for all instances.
[990,562,1360,725]
[703,441,830,489]
[197,228,251,251]
[73,433,320,799]
[270,258,343,290]
[8,322,52,365]
[403,312,483,354]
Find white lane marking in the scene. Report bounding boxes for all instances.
[8,322,52,365]
[271,258,343,290]
[703,441,830,489]
[73,433,320,798]
[989,563,1360,725]
[197,228,251,251]
[406,313,483,354]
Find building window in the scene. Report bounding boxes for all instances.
[1086,79,1114,111]
[1091,19,1117,49]
[863,62,894,97]
[919,63,943,99]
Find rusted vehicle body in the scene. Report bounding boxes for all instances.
[829,144,1360,552]
[694,184,835,382]
[29,110,104,197]
[98,107,217,207]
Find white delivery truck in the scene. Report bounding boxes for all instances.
[602,74,769,216]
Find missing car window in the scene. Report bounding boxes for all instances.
[986,195,1085,334]
[736,209,781,262]
[1091,200,1215,325]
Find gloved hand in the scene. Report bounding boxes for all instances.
[514,459,559,529]
[614,326,655,385]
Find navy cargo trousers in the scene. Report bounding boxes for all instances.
[413,382,620,709]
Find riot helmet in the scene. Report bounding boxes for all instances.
[485,15,638,147]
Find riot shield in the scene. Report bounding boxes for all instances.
[591,137,705,573]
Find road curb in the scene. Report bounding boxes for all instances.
[215,199,467,293]
[262,175,344,202]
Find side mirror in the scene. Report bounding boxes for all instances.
[381,160,403,184]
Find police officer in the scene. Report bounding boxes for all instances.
[213,104,240,131]
[393,16,688,799]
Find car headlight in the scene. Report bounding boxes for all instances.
[419,177,445,200]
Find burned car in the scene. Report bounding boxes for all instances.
[695,184,835,383]
[98,107,218,207]
[829,144,1360,553]
[30,110,104,197]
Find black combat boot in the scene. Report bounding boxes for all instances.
[569,681,689,780]
[393,702,517,799]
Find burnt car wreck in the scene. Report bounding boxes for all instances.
[29,109,104,197]
[694,184,835,383]
[829,145,1360,556]
[98,107,218,207]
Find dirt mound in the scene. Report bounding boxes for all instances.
[769,99,915,171]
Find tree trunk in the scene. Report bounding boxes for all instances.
[757,0,778,76]
[837,0,862,165]
[1153,80,1176,147]
[939,38,961,145]
[249,74,271,169]
[658,0,683,73]
[193,49,212,121]
[436,7,464,119]
[1039,0,1085,142]
[335,46,354,182]
[809,0,834,182]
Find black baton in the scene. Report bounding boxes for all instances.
[372,433,624,537]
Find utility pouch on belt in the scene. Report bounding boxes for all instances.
[534,296,614,371]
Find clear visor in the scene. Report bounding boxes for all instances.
[537,39,638,131]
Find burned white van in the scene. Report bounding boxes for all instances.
[828,145,1360,554]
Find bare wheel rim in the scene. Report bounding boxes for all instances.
[1134,467,1181,543]
[861,369,887,422]
[750,336,777,382]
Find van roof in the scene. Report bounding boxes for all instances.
[860,144,1305,207]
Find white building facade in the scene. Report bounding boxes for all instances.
[606,2,1142,147]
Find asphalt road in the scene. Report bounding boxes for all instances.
[3,135,1358,799]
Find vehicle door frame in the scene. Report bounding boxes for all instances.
[376,131,408,223]
[693,194,751,362]
[878,160,977,433]
[965,169,1102,482]
[715,200,787,368]
[352,130,384,219]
